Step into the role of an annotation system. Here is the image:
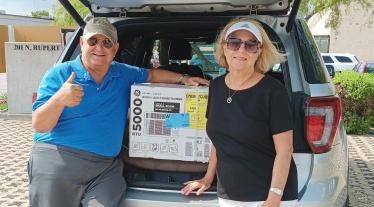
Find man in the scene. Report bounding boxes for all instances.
[29,17,209,207]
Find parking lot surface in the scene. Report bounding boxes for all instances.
[0,117,373,206]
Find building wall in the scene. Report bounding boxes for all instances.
[0,26,64,74]
[330,3,374,60]
[0,25,8,73]
[0,14,76,73]
[1,14,74,114]
[308,3,374,60]
[5,42,62,114]
[14,26,62,43]
[308,13,331,36]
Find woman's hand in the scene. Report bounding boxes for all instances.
[180,177,212,196]
[261,194,281,207]
[181,145,217,196]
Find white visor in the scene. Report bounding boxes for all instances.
[225,21,263,43]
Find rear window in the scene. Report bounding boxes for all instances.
[335,56,353,63]
[116,18,288,83]
[295,20,329,84]
[322,55,334,63]
[61,18,288,85]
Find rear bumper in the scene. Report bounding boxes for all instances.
[124,188,219,207]
[124,168,348,207]
[123,129,348,207]
[124,182,347,207]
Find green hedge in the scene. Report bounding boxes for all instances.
[0,93,7,112]
[333,71,374,134]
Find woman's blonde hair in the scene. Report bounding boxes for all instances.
[215,18,285,73]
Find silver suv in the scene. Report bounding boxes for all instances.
[58,0,349,206]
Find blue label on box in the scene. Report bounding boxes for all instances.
[165,113,190,128]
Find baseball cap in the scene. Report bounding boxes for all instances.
[225,21,263,43]
[83,17,118,43]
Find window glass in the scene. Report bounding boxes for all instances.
[314,35,330,53]
[272,64,282,72]
[366,63,374,73]
[190,43,226,79]
[119,36,144,65]
[322,56,334,63]
[295,20,329,83]
[335,56,353,63]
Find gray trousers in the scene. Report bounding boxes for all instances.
[28,142,127,207]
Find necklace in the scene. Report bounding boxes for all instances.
[226,72,254,104]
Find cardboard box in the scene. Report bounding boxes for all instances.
[129,83,211,163]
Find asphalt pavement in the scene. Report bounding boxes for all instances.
[0,116,373,206]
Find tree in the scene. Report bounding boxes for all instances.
[53,0,90,26]
[31,10,50,18]
[300,0,373,30]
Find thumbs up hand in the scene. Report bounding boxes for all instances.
[57,72,84,107]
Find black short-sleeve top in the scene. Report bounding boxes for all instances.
[206,74,298,201]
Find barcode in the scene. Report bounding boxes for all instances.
[185,142,193,157]
[146,120,171,136]
[204,144,210,158]
[146,112,166,119]
[145,112,171,136]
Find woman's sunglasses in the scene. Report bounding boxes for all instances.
[86,36,114,49]
[225,37,261,53]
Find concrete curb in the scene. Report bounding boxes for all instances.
[0,112,31,120]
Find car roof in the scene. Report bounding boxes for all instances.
[58,0,301,32]
[84,0,290,15]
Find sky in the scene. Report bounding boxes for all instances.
[0,0,56,16]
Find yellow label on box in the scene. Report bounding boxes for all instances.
[185,92,208,129]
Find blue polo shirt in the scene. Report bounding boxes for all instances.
[32,55,148,156]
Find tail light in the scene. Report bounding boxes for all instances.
[305,97,341,153]
[32,92,37,104]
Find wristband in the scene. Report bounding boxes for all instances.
[269,187,283,197]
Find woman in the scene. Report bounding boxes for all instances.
[181,18,298,207]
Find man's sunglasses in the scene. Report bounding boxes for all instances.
[225,37,261,53]
[86,37,114,49]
